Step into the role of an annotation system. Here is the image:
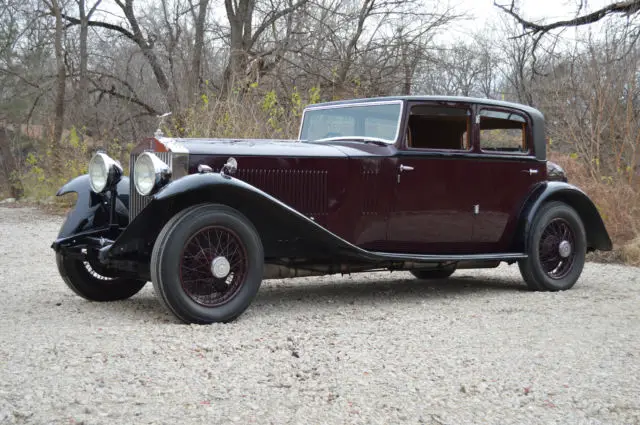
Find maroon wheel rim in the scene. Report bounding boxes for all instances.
[179,226,248,307]
[538,218,576,280]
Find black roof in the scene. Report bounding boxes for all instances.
[308,95,543,119]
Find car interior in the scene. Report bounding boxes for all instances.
[406,104,528,153]
[406,105,470,150]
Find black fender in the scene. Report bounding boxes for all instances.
[55,174,130,239]
[514,181,612,252]
[106,173,359,262]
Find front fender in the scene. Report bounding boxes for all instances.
[55,174,130,239]
[515,181,612,252]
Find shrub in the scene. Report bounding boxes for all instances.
[549,152,640,251]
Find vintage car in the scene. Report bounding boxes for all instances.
[51,96,612,324]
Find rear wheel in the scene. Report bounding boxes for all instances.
[518,201,586,291]
[56,251,146,301]
[151,204,264,324]
[411,266,456,280]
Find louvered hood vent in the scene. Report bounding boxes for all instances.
[235,169,328,216]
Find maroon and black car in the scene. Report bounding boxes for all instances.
[52,96,612,324]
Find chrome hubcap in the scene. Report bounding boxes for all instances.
[211,256,231,278]
[558,240,572,258]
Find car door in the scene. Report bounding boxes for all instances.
[385,102,476,254]
[468,107,545,252]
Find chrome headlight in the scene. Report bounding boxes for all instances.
[88,152,122,193]
[134,152,171,196]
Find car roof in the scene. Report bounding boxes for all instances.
[306,95,544,120]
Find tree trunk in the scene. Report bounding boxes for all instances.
[223,0,252,93]
[0,128,22,199]
[121,0,177,112]
[76,0,101,122]
[189,0,210,102]
[50,0,66,174]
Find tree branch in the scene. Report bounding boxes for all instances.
[61,13,137,42]
[89,86,160,116]
[495,0,640,35]
[251,0,309,45]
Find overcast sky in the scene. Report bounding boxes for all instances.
[465,0,611,23]
[447,0,613,43]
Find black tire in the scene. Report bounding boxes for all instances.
[151,204,264,324]
[56,252,147,301]
[411,266,456,280]
[518,201,586,291]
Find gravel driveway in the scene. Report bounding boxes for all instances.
[1,206,639,424]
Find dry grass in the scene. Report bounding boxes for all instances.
[620,238,640,267]
[550,152,640,264]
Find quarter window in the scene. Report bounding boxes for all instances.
[479,110,528,153]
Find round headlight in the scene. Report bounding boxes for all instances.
[134,152,171,196]
[88,152,122,193]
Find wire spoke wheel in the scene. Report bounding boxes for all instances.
[179,225,249,307]
[538,218,576,280]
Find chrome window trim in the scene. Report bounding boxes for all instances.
[298,100,404,145]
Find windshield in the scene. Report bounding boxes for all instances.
[299,102,402,144]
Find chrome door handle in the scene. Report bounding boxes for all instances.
[522,168,539,175]
[399,164,414,172]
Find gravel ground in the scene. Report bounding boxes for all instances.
[1,206,639,425]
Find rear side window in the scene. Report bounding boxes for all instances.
[407,105,470,150]
[479,110,528,154]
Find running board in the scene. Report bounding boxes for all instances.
[366,252,527,263]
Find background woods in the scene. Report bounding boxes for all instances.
[0,0,639,259]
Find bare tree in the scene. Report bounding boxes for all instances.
[75,0,101,119]
[43,0,66,173]
[222,0,309,91]
[188,0,209,102]
[62,0,177,112]
[495,1,640,36]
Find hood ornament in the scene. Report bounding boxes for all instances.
[154,112,172,138]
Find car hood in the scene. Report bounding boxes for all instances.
[164,138,348,158]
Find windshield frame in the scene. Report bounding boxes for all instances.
[298,100,404,145]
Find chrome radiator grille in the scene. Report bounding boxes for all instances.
[129,151,173,221]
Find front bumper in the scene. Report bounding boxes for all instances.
[51,226,120,253]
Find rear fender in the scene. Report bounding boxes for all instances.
[513,181,612,252]
[55,175,130,238]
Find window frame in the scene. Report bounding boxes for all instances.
[401,102,473,153]
[476,107,534,157]
[298,100,404,144]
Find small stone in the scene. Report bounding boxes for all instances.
[0,198,16,204]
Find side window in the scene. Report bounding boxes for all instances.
[479,110,528,153]
[407,105,470,150]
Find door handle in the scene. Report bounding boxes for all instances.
[522,168,539,175]
[399,164,414,172]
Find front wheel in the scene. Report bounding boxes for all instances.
[56,252,147,301]
[151,204,264,324]
[518,201,586,291]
